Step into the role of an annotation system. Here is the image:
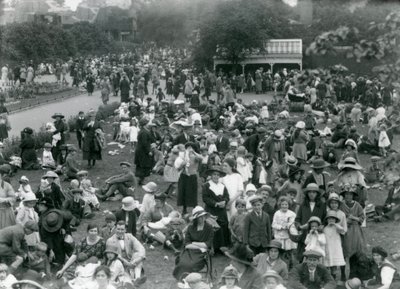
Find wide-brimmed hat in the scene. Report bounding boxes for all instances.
[224,244,254,266]
[339,183,358,195]
[77,170,89,176]
[295,121,305,129]
[121,197,138,211]
[303,250,323,259]
[285,155,298,166]
[191,206,208,219]
[104,244,119,255]
[325,210,339,223]
[345,278,362,289]
[142,182,158,193]
[206,165,226,176]
[42,211,63,233]
[308,216,322,225]
[51,113,65,119]
[12,280,46,289]
[372,246,388,258]
[345,139,357,150]
[304,183,320,193]
[43,171,58,179]
[120,161,132,167]
[262,271,283,284]
[310,159,329,169]
[339,157,363,170]
[23,192,37,203]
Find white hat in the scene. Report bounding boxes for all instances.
[121,197,139,212]
[295,121,305,129]
[191,206,208,219]
[23,192,37,202]
[142,182,158,193]
[245,183,257,193]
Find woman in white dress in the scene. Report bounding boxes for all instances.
[221,158,244,219]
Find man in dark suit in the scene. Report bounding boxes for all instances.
[288,250,336,289]
[244,127,266,156]
[75,111,86,149]
[115,197,140,237]
[174,123,199,152]
[215,129,230,155]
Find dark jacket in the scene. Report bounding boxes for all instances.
[115,208,140,237]
[244,133,260,156]
[243,210,272,248]
[215,136,230,154]
[135,127,152,169]
[288,263,336,289]
[53,119,66,145]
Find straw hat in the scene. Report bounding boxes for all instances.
[245,183,257,193]
[262,271,283,284]
[266,240,284,252]
[308,216,322,226]
[325,210,340,223]
[327,193,341,206]
[304,183,320,193]
[285,155,298,166]
[310,158,329,169]
[339,157,363,170]
[345,139,357,150]
[191,206,208,219]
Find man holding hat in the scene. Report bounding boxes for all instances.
[0,221,39,271]
[288,250,336,289]
[99,162,136,201]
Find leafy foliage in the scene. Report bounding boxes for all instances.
[306,10,400,88]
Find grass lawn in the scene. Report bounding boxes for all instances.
[13,113,400,289]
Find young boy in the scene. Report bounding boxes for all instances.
[243,195,272,255]
[100,213,117,241]
[156,87,165,103]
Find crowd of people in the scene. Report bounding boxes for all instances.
[0,48,399,289]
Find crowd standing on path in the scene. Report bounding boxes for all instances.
[1,47,400,289]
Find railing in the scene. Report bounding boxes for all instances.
[264,39,302,54]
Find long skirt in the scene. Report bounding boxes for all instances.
[292,142,307,161]
[343,223,365,258]
[177,174,197,207]
[0,206,16,229]
[173,249,207,280]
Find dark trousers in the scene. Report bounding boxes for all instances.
[76,131,83,149]
[41,231,66,265]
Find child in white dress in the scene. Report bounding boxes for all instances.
[378,124,390,157]
[304,216,326,258]
[323,210,346,280]
[42,142,55,169]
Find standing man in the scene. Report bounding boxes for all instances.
[135,118,153,185]
[51,113,66,165]
[75,111,86,150]
[120,73,131,103]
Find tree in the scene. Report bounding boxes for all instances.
[193,0,274,68]
[306,10,400,88]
